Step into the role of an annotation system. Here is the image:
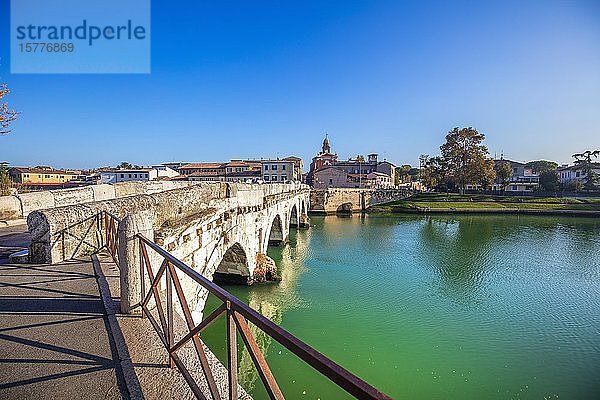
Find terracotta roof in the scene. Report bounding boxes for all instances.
[224,161,250,167]
[179,163,225,169]
[101,168,153,173]
[260,159,293,163]
[10,167,76,175]
[188,171,222,177]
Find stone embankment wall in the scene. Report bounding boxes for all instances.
[309,188,411,214]
[0,180,195,221]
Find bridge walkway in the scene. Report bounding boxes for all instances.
[95,253,249,399]
[0,254,127,399]
[0,224,252,399]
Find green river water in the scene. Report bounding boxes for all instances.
[201,214,600,399]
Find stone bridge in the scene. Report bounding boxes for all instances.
[27,182,310,316]
[309,187,412,214]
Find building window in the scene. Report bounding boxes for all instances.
[121,174,124,178]
[134,174,137,178]
[264,165,268,171]
[280,176,287,181]
[264,175,269,181]
[272,175,277,181]
[128,174,132,178]
[271,165,277,170]
[512,185,517,191]
[282,165,286,170]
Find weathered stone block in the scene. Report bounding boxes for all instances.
[18,191,55,216]
[52,186,94,207]
[0,195,22,220]
[91,184,116,201]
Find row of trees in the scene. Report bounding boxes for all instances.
[420,127,599,192]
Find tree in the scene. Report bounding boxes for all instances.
[572,150,600,191]
[421,156,449,190]
[395,164,412,184]
[1,84,19,135]
[494,160,512,191]
[0,162,11,195]
[440,127,491,193]
[539,170,559,191]
[117,161,133,169]
[526,160,558,174]
[478,158,496,189]
[408,168,419,181]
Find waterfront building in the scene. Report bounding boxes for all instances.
[308,134,396,188]
[557,163,600,186]
[282,156,304,181]
[179,157,302,184]
[490,160,539,192]
[307,135,338,184]
[260,159,300,183]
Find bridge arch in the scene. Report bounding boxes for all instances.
[289,204,298,227]
[267,214,284,247]
[213,242,251,284]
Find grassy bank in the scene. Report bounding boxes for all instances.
[368,193,600,213]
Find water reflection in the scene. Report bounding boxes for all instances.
[417,215,600,304]
[237,227,313,392]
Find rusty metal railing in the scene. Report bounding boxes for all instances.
[102,210,121,266]
[136,234,391,400]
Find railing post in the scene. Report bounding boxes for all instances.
[118,211,154,314]
[166,261,174,368]
[227,301,238,400]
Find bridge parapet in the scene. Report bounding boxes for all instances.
[27,182,309,265]
[309,187,412,214]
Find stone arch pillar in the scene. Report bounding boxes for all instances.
[213,242,251,285]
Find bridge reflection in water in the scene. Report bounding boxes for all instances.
[202,226,313,395]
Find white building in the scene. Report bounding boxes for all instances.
[261,159,299,183]
[557,164,600,185]
[151,165,180,179]
[490,160,539,192]
[100,168,157,184]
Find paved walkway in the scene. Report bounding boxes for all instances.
[0,226,127,399]
[0,226,245,399]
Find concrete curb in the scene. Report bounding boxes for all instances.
[91,253,144,400]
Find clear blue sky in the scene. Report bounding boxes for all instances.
[1,0,599,170]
